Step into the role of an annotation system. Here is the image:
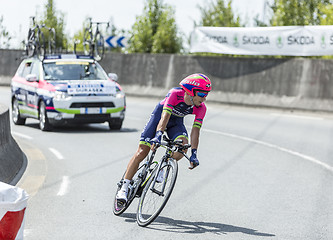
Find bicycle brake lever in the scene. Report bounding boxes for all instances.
[152,142,161,150]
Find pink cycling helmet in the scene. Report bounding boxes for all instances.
[179,73,212,96]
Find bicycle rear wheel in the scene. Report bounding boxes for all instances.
[136,158,178,227]
[83,29,93,56]
[94,32,104,61]
[36,30,45,61]
[49,28,56,54]
[26,28,35,57]
[26,41,35,57]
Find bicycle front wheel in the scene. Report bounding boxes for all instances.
[137,158,178,227]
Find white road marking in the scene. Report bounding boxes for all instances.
[201,128,333,173]
[12,131,33,140]
[270,113,324,121]
[57,176,69,196]
[49,147,64,160]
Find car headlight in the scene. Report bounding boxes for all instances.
[53,91,68,100]
[116,92,125,98]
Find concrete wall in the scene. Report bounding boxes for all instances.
[1,49,333,111]
[99,53,333,112]
[0,49,23,86]
[0,104,26,184]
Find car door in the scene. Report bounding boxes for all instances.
[26,59,40,118]
[16,59,39,119]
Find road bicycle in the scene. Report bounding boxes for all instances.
[83,18,109,60]
[113,135,191,227]
[25,17,45,60]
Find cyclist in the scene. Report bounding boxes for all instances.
[116,73,212,204]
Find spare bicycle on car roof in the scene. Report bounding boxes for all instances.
[25,16,108,61]
[25,16,56,60]
[82,17,110,61]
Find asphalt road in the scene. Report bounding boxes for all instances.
[0,86,332,239]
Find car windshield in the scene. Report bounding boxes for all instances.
[43,61,108,81]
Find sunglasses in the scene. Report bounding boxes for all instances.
[196,91,209,98]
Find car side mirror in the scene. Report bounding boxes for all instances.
[26,74,38,82]
[108,73,118,82]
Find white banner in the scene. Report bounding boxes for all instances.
[190,26,333,56]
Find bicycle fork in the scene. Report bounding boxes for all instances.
[150,156,171,197]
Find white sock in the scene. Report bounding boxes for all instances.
[121,179,131,192]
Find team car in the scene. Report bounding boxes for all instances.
[11,54,126,131]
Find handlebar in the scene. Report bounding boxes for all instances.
[161,135,191,150]
[151,135,195,169]
[152,135,191,160]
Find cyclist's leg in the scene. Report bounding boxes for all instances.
[166,117,189,160]
[117,104,162,200]
[173,136,188,160]
[124,144,150,180]
[124,104,162,179]
[117,143,150,201]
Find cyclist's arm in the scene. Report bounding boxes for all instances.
[191,103,206,150]
[156,110,171,132]
[190,126,200,149]
[151,111,170,149]
[157,88,179,132]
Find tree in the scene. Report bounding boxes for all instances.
[270,0,332,26]
[197,0,241,27]
[0,15,11,48]
[39,0,67,52]
[318,2,333,25]
[128,0,182,53]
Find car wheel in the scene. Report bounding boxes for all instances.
[108,119,123,130]
[12,98,26,125]
[39,101,52,131]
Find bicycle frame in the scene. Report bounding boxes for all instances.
[127,148,159,202]
[149,146,174,196]
[138,139,190,198]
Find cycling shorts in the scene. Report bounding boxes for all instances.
[139,104,188,147]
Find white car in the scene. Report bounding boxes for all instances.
[11,54,126,131]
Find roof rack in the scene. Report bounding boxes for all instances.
[43,54,95,60]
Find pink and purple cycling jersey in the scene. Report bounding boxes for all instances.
[139,87,206,146]
[161,87,206,128]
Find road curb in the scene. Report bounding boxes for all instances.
[0,104,26,185]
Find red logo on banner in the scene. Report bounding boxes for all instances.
[0,208,26,239]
